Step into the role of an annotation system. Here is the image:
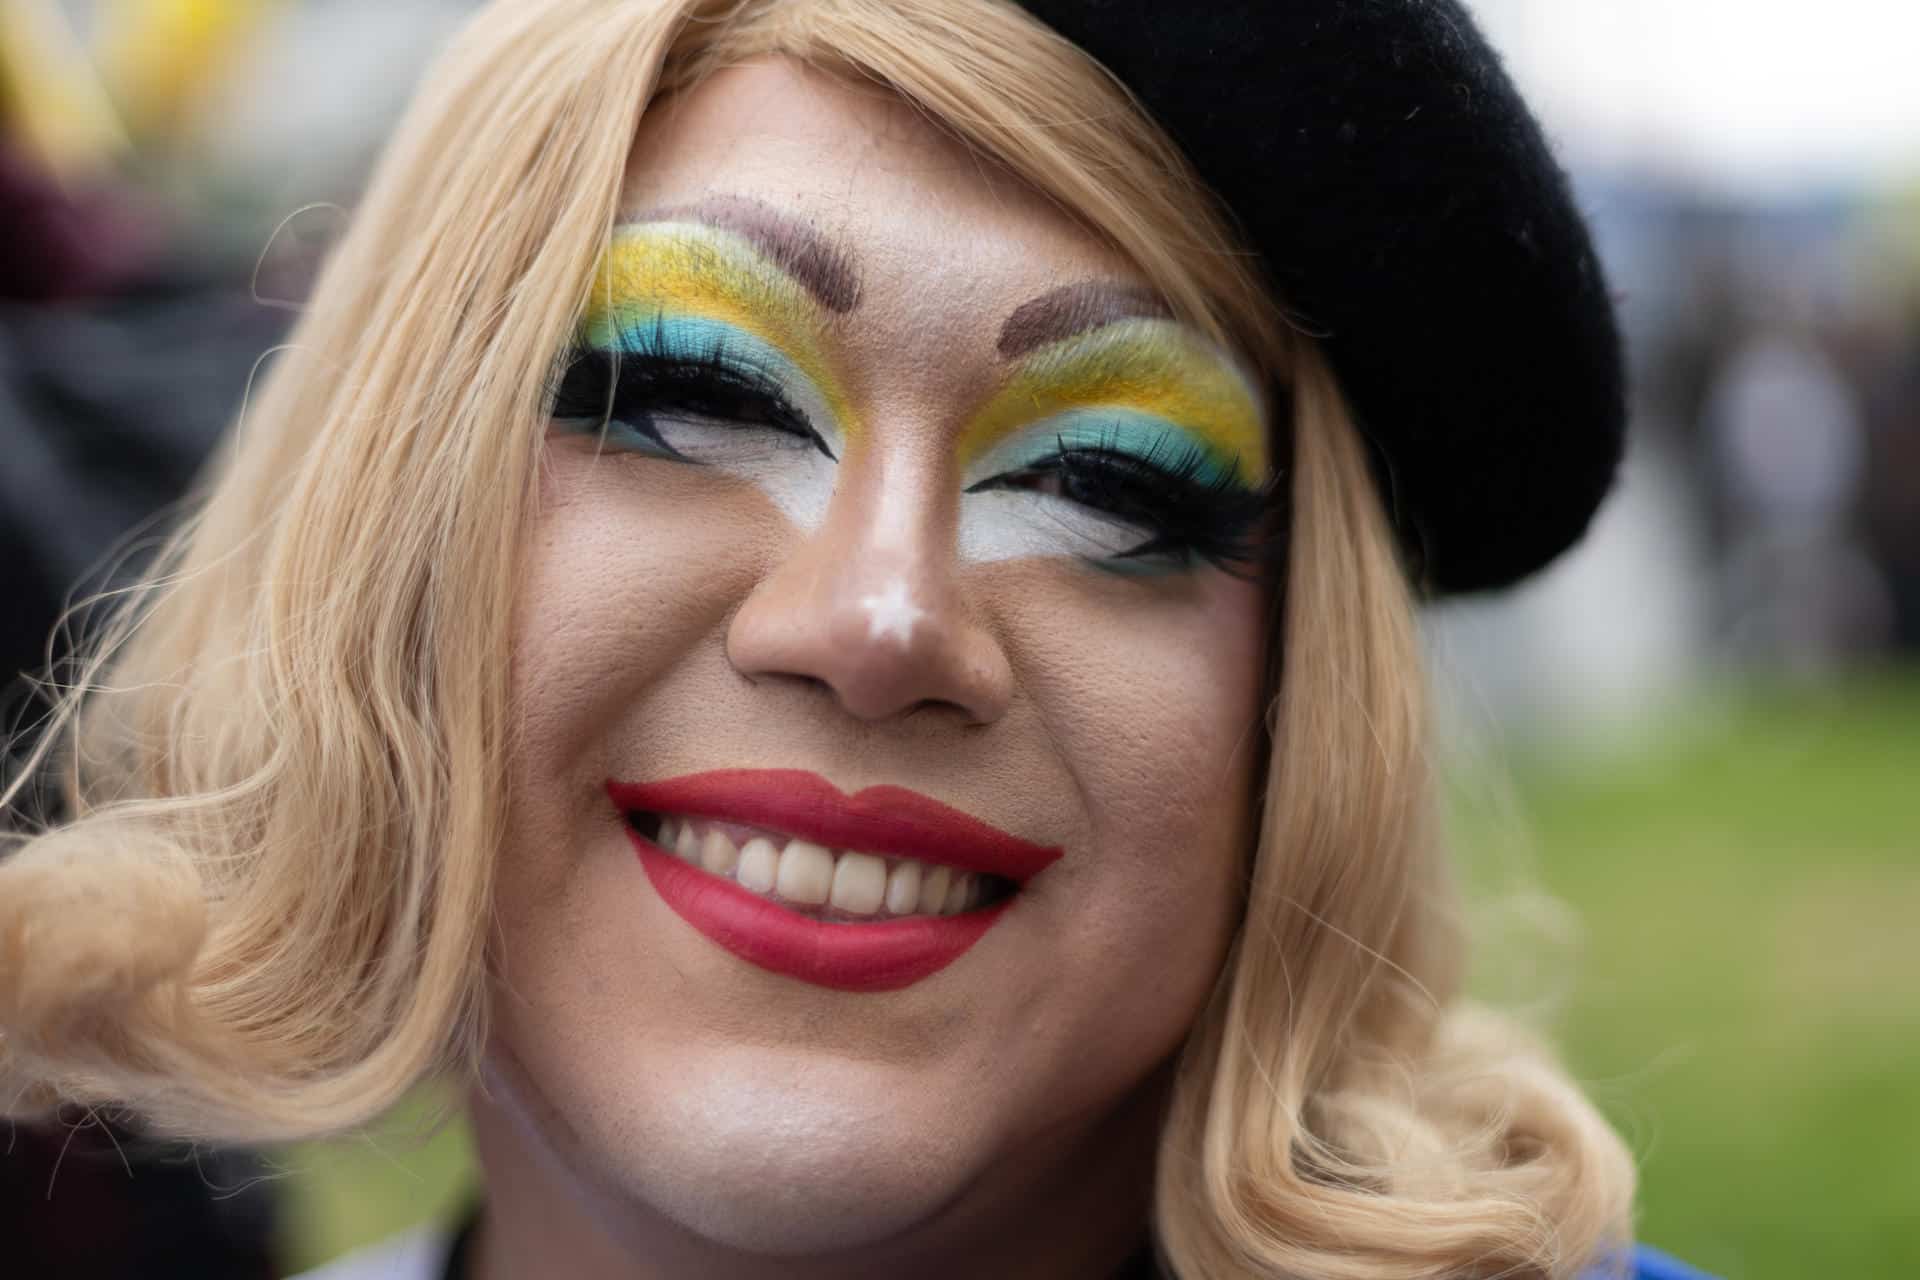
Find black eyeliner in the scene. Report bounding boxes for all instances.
[967,427,1285,577]
[549,314,832,459]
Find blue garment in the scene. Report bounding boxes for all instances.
[1612,1243,1719,1279]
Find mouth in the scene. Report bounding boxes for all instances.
[626,810,1020,922]
[607,770,1062,992]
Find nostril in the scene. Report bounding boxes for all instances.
[780,672,839,703]
[731,664,835,701]
[903,696,980,723]
[745,669,971,723]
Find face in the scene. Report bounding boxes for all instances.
[479,58,1272,1266]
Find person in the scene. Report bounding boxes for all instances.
[0,2,1713,1276]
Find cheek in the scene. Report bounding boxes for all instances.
[984,565,1268,1070]
[507,441,767,791]
[499,444,792,948]
[1012,569,1267,862]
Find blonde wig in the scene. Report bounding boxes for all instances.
[0,1,1636,1275]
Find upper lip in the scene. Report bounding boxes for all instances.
[605,768,1063,886]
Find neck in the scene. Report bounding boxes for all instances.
[463,1063,1169,1280]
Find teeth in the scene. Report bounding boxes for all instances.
[918,865,951,915]
[943,872,973,916]
[774,839,834,906]
[643,814,1006,920]
[884,859,922,915]
[699,829,739,875]
[830,851,887,914]
[737,836,779,894]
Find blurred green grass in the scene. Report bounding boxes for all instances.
[273,671,1920,1276]
[1461,671,1920,1279]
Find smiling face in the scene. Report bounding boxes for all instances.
[475,58,1274,1273]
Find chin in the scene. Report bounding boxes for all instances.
[494,1038,988,1259]
[629,1124,964,1257]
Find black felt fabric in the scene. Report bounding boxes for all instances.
[1017,0,1625,593]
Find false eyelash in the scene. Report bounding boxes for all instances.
[970,427,1289,580]
[547,318,828,457]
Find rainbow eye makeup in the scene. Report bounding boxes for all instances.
[960,317,1270,484]
[552,210,1277,575]
[554,221,850,529]
[956,317,1275,572]
[581,220,851,410]
[572,219,855,446]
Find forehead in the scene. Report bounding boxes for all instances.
[619,58,1142,324]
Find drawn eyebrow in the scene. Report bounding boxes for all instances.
[626,194,862,314]
[996,281,1173,360]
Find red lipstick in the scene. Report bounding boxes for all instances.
[607,770,1062,992]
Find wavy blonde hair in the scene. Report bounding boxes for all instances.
[0,1,1634,1275]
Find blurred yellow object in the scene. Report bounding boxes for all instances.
[95,0,278,140]
[0,0,130,177]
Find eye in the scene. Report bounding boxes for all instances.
[966,433,1277,574]
[550,345,835,462]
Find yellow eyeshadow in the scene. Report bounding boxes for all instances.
[580,224,858,439]
[957,319,1269,483]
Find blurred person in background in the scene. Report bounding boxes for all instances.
[1705,314,1888,670]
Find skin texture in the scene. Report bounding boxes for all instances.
[471,59,1271,1280]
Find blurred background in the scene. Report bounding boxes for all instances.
[1,1,1914,1277]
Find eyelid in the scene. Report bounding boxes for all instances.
[584,226,861,445]
[589,309,848,460]
[961,408,1250,492]
[958,318,1268,484]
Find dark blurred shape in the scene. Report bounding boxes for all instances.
[0,282,274,699]
[0,1109,278,1280]
[2,83,289,1280]
[0,141,156,300]
[1853,284,1920,650]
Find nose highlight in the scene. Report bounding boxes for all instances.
[725,533,1013,726]
[855,577,927,649]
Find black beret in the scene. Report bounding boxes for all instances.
[1017,0,1625,594]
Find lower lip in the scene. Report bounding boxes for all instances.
[624,826,1010,992]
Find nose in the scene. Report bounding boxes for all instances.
[725,452,1013,724]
